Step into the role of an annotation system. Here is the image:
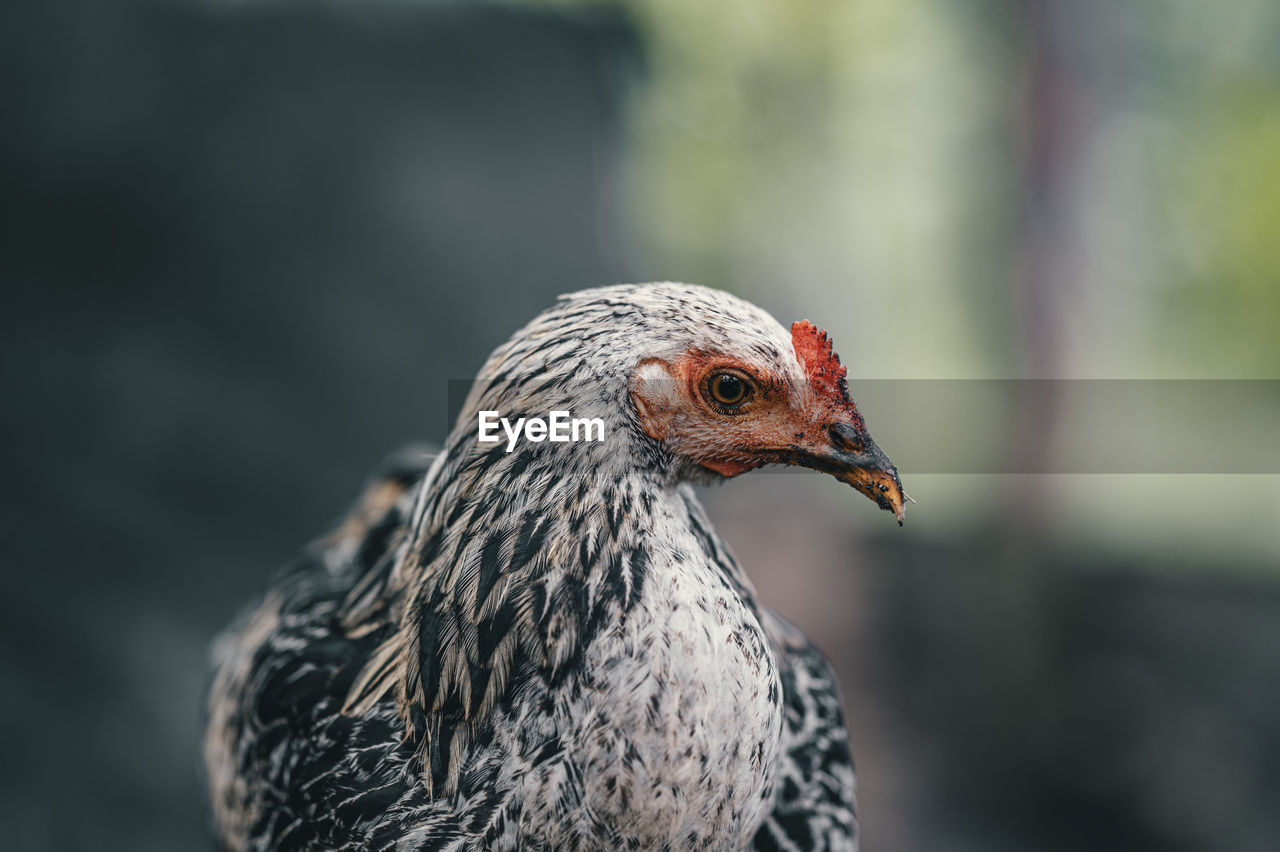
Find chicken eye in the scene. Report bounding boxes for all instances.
[707,371,751,408]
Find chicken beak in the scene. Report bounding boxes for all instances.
[833,447,907,524]
[823,422,908,525]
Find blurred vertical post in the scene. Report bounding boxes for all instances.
[1007,0,1079,532]
[986,0,1084,751]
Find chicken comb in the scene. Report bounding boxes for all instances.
[791,320,863,427]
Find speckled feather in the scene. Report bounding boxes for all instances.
[204,284,859,851]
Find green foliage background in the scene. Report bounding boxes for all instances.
[536,0,1280,560]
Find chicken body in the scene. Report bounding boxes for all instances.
[206,284,885,851]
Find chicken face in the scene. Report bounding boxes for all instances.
[629,319,908,523]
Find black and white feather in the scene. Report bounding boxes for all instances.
[205,284,862,851]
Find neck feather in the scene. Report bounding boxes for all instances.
[340,421,678,794]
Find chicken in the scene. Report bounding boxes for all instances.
[204,282,906,851]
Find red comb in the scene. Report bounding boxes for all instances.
[791,320,862,427]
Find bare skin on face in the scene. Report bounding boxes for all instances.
[631,320,908,523]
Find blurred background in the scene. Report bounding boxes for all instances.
[3,0,1278,849]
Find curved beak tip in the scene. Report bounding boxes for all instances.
[836,465,907,525]
[891,494,906,526]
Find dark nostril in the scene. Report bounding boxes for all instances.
[829,422,863,454]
